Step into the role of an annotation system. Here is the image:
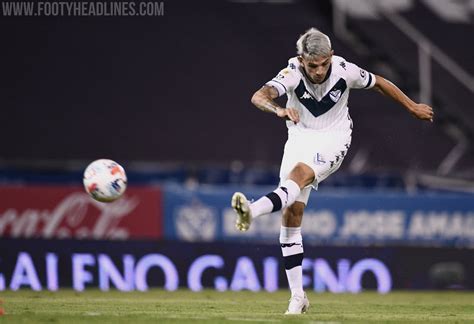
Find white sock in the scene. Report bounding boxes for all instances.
[280,226,304,297]
[249,179,300,218]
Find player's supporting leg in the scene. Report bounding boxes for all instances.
[232,162,314,231]
[281,202,309,315]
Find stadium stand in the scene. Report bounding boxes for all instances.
[1,0,472,189]
[333,0,474,177]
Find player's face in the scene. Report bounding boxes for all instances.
[299,52,333,84]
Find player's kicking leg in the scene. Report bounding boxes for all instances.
[231,162,312,232]
[231,176,300,232]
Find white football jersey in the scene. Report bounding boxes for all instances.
[266,55,376,131]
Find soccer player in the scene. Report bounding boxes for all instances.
[231,28,434,315]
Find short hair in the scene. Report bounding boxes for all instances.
[296,28,332,59]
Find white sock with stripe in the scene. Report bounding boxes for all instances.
[249,179,300,218]
[280,226,304,297]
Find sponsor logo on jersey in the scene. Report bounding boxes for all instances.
[275,69,290,80]
[340,61,347,70]
[329,89,342,102]
[289,63,296,70]
[300,91,313,100]
[360,69,367,78]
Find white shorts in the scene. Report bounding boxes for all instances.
[279,125,352,205]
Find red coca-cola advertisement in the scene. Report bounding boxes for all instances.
[0,185,162,240]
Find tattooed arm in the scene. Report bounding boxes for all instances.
[251,86,300,123]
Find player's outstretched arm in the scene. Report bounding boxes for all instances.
[251,86,300,123]
[372,75,434,122]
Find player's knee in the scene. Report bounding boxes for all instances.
[289,162,315,187]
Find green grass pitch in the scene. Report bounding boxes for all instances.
[1,290,474,323]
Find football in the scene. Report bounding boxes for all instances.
[83,159,127,202]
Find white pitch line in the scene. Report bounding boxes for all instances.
[226,318,282,322]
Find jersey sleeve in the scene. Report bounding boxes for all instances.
[345,61,376,90]
[265,66,300,97]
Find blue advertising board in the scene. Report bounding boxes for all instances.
[163,184,474,247]
[1,239,473,292]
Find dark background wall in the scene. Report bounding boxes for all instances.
[0,0,465,171]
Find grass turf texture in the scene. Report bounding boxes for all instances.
[1,290,474,323]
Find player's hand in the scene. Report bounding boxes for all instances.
[276,107,300,123]
[410,103,434,122]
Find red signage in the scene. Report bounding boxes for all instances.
[0,185,162,240]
